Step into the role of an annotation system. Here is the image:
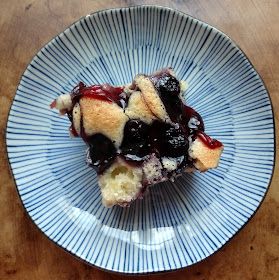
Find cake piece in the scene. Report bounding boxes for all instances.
[51,68,224,207]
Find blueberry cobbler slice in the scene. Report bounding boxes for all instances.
[51,68,224,207]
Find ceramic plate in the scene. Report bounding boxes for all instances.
[6,5,275,274]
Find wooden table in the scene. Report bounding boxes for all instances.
[0,1,278,279]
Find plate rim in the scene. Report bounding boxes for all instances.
[5,4,276,275]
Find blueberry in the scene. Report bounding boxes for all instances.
[120,120,150,161]
[152,74,180,96]
[163,125,188,156]
[150,73,182,122]
[87,134,116,173]
[122,120,149,143]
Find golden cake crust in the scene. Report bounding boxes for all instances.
[79,97,128,147]
[125,91,156,124]
[189,137,224,172]
[134,75,170,122]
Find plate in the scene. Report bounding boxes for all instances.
[6,5,275,274]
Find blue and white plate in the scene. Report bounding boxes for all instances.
[6,5,275,274]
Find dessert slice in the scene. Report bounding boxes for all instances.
[51,68,224,207]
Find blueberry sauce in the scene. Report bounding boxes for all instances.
[149,121,189,158]
[150,70,182,122]
[182,105,204,132]
[120,120,150,164]
[67,72,221,174]
[87,134,117,174]
[120,119,189,167]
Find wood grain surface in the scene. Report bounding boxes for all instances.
[0,0,278,279]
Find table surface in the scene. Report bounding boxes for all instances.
[0,0,278,279]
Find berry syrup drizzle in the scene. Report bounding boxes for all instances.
[71,82,127,108]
